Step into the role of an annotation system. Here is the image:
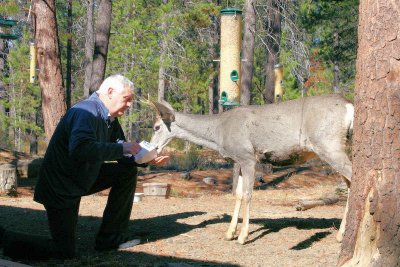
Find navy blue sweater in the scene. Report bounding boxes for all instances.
[34,93,140,208]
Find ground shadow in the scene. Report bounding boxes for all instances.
[246,216,340,249]
[0,205,234,266]
[256,166,312,190]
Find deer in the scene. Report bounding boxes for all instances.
[147,94,353,244]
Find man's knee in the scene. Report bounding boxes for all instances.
[118,164,138,184]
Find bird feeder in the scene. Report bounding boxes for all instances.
[29,42,37,83]
[219,8,242,106]
[0,18,19,40]
[274,64,284,102]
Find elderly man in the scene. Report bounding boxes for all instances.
[0,75,168,260]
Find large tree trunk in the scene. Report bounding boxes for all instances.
[66,0,72,109]
[89,0,112,94]
[338,1,400,266]
[83,0,94,97]
[240,0,256,106]
[33,0,66,142]
[263,0,281,104]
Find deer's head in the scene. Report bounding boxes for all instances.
[147,100,175,153]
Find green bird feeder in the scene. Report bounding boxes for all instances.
[0,18,19,40]
[218,8,242,107]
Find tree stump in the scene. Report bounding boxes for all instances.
[0,163,17,196]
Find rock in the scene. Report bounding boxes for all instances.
[203,176,217,185]
[180,172,191,180]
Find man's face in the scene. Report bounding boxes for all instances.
[108,87,133,117]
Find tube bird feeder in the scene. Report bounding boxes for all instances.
[29,42,37,83]
[219,8,242,106]
[0,18,19,40]
[274,64,284,102]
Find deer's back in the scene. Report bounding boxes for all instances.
[218,94,352,159]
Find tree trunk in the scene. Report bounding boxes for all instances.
[263,0,281,104]
[157,0,168,102]
[0,164,17,196]
[208,1,220,115]
[132,87,142,142]
[89,0,112,94]
[83,0,94,98]
[33,0,66,142]
[240,0,256,106]
[338,1,400,266]
[66,0,72,109]
[333,62,340,93]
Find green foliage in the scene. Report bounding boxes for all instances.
[0,0,19,15]
[0,28,43,150]
[298,0,359,94]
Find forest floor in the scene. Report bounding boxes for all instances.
[0,148,348,267]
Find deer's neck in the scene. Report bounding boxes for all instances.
[172,113,221,151]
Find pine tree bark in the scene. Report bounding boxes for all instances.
[83,0,94,97]
[263,0,281,104]
[33,0,66,142]
[240,0,256,106]
[338,1,400,266]
[89,0,112,94]
[66,0,72,109]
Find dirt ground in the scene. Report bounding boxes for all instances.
[0,150,348,267]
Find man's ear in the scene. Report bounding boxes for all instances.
[107,87,113,99]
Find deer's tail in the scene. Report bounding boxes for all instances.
[345,103,354,139]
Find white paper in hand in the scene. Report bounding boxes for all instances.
[134,141,157,164]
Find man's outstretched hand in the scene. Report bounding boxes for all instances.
[148,155,169,166]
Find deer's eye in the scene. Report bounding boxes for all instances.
[154,125,161,131]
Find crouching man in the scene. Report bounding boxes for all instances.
[0,74,168,260]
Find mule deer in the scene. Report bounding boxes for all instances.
[148,94,353,244]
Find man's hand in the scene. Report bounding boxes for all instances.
[148,155,169,166]
[122,142,141,156]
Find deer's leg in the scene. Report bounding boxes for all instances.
[336,189,350,242]
[225,174,243,241]
[312,146,352,242]
[237,163,256,245]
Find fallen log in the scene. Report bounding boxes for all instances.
[295,196,339,211]
[0,163,17,196]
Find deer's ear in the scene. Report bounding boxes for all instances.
[153,101,175,123]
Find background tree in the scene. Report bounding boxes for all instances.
[338,1,400,265]
[89,0,112,94]
[83,0,94,97]
[240,0,256,106]
[33,0,66,142]
[262,0,281,104]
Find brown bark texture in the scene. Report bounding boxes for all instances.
[263,0,281,104]
[339,1,400,266]
[33,0,66,142]
[240,0,256,106]
[83,0,95,97]
[89,0,112,94]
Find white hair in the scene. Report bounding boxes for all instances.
[96,74,134,95]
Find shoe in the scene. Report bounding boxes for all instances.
[95,233,141,251]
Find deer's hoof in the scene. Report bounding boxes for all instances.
[336,231,344,243]
[224,233,235,241]
[237,235,247,245]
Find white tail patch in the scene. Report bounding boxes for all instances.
[345,103,354,130]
